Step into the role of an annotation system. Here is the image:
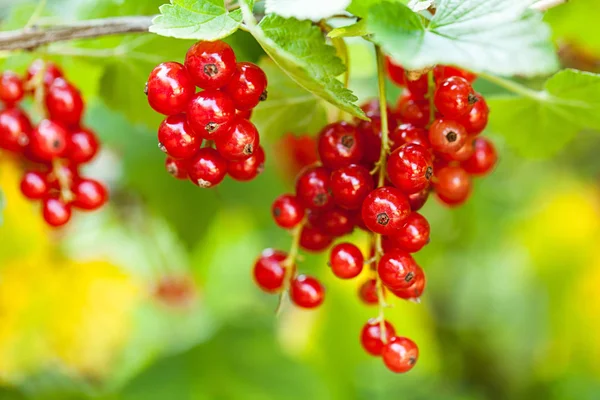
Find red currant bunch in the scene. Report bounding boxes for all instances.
[0,60,108,227]
[146,40,268,187]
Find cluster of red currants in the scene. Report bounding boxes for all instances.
[252,59,497,373]
[146,40,268,187]
[0,60,107,227]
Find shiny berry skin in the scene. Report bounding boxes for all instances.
[318,121,364,169]
[28,119,68,161]
[72,179,108,210]
[407,187,429,212]
[272,194,305,229]
[387,143,433,194]
[390,212,430,253]
[215,118,259,161]
[290,275,324,309]
[433,165,472,206]
[236,108,253,119]
[158,114,200,159]
[0,108,32,152]
[184,40,236,89]
[165,157,188,179]
[358,279,379,305]
[319,207,354,237]
[295,166,333,210]
[26,60,63,88]
[253,249,288,293]
[390,123,429,149]
[382,336,419,373]
[390,265,425,300]
[361,187,411,235]
[356,117,383,165]
[405,74,428,98]
[223,62,268,110]
[0,71,24,105]
[386,57,405,86]
[396,95,430,128]
[444,139,474,162]
[45,78,84,126]
[228,145,265,181]
[462,137,497,176]
[67,127,99,164]
[428,119,467,154]
[187,90,235,138]
[329,243,363,279]
[361,319,396,356]
[434,76,477,119]
[434,65,477,83]
[359,99,395,122]
[187,147,228,188]
[146,62,195,115]
[377,249,419,289]
[42,196,71,227]
[300,224,333,252]
[20,171,49,199]
[457,93,489,136]
[330,164,374,210]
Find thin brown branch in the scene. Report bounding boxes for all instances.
[0,16,154,51]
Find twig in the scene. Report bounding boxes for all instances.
[530,0,568,11]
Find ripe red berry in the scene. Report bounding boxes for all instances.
[461,137,497,176]
[67,127,99,164]
[187,90,235,138]
[407,187,429,212]
[253,249,288,293]
[0,71,24,105]
[377,249,419,289]
[381,336,419,373]
[42,196,71,227]
[146,62,195,115]
[295,166,333,210]
[215,118,259,161]
[187,147,228,188]
[428,119,467,154]
[444,139,474,162]
[20,171,49,199]
[272,194,305,229]
[300,224,333,252]
[396,94,430,128]
[457,93,489,136]
[358,99,396,122]
[387,143,433,194]
[405,74,428,99]
[0,108,32,152]
[361,187,411,235]
[356,117,383,165]
[165,157,188,180]
[319,207,355,237]
[227,145,265,181]
[433,165,472,206]
[358,279,379,305]
[390,212,430,253]
[45,78,84,126]
[361,319,395,356]
[329,243,363,279]
[236,108,253,119]
[318,121,364,169]
[26,60,63,88]
[390,123,429,150]
[386,57,405,86]
[184,40,236,89]
[330,164,374,210]
[434,76,477,119]
[72,179,108,210]
[28,119,68,161]
[223,62,268,110]
[158,114,201,159]
[390,265,425,300]
[434,65,477,83]
[290,275,324,308]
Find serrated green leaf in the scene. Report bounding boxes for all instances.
[488,69,600,158]
[149,0,243,40]
[368,0,559,77]
[328,19,367,38]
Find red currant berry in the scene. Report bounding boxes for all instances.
[184,40,236,89]
[290,275,324,309]
[405,74,428,99]
[26,60,63,88]
[356,117,383,165]
[390,212,430,253]
[386,57,405,86]
[0,71,24,105]
[329,242,364,279]
[215,118,259,161]
[236,108,253,120]
[146,62,195,115]
[0,108,32,152]
[377,249,419,289]
[223,62,267,110]
[253,249,288,293]
[228,145,265,181]
[272,194,305,229]
[20,171,49,199]
[358,279,379,305]
[318,121,364,169]
[361,319,396,356]
[42,196,71,227]
[158,114,201,159]
[387,143,433,194]
[300,224,333,252]
[28,119,68,161]
[396,94,430,128]
[444,139,474,162]
[457,93,488,136]
[187,90,235,138]
[434,76,477,119]
[72,179,108,210]
[358,99,396,122]
[434,65,476,83]
[67,127,99,164]
[187,147,228,188]
[428,119,467,154]
[330,164,374,210]
[361,187,411,235]
[382,336,419,373]
[390,265,425,300]
[433,165,472,206]
[461,137,497,176]
[319,207,355,237]
[165,157,188,180]
[295,166,333,210]
[407,187,430,212]
[390,123,429,150]
[45,78,84,126]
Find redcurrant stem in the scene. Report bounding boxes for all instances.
[276,217,307,315]
[52,159,74,203]
[426,70,436,126]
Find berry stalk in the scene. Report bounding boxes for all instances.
[276,217,306,314]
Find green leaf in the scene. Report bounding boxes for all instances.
[488,69,600,158]
[348,0,405,17]
[149,0,243,40]
[367,0,559,77]
[328,19,367,38]
[545,0,600,54]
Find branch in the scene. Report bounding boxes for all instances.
[0,16,154,51]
